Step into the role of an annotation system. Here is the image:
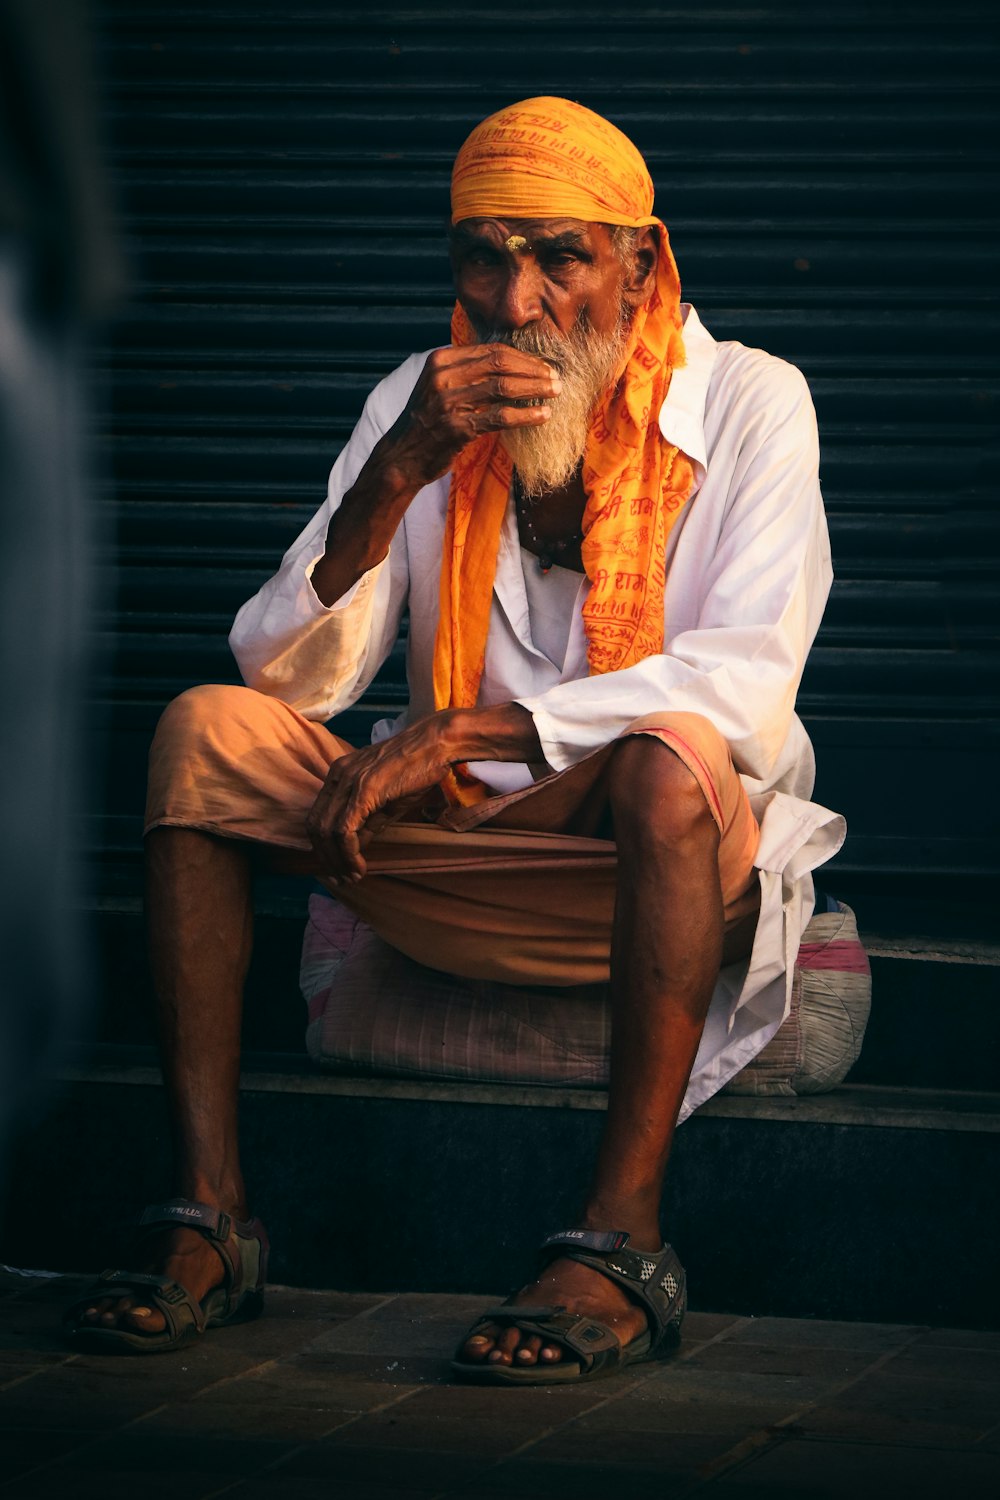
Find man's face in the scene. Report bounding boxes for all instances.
[450,217,627,341]
[450,218,642,497]
[450,216,658,496]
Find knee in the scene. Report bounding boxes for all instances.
[608,733,718,848]
[152,683,258,753]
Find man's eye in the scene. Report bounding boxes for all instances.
[544,251,581,269]
[466,249,502,268]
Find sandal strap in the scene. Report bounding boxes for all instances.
[539,1230,686,1350]
[541,1229,631,1254]
[138,1199,232,1242]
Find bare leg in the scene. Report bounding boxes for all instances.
[462,735,754,1367]
[79,826,253,1335]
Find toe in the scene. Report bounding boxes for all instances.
[514,1334,543,1366]
[488,1326,521,1366]
[123,1305,166,1336]
[461,1328,496,1363]
[99,1296,132,1326]
[539,1341,564,1364]
[84,1296,118,1325]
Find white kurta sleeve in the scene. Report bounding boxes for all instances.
[516,361,832,783]
[229,354,426,722]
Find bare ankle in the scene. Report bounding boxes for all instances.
[579,1197,663,1251]
[174,1176,248,1219]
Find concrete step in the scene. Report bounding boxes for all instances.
[6,1049,998,1328]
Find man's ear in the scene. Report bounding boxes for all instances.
[623,226,659,308]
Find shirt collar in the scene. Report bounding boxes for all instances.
[657,303,715,479]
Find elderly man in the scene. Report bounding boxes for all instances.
[65,98,843,1382]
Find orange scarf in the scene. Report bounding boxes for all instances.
[434,98,697,802]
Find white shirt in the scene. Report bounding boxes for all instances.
[231,306,846,1117]
[518,550,580,673]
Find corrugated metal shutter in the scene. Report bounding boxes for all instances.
[94,1,1000,924]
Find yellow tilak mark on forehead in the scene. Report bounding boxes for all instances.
[504,234,529,253]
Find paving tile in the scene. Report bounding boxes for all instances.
[263,1287,388,1320]
[912,1326,1000,1352]
[223,1482,425,1500]
[0,1349,76,1382]
[133,1397,361,1443]
[149,1353,418,1422]
[270,1440,487,1492]
[215,1288,388,1350]
[725,1316,919,1352]
[254,1355,430,1405]
[0,1364,164,1432]
[448,1456,698,1498]
[683,1312,747,1343]
[0,1428,95,1481]
[523,1424,738,1469]
[688,1340,879,1381]
[323,1390,593,1460]
[360,1292,497,1322]
[705,1437,1000,1496]
[327,1413,556,1459]
[53,1431,296,1477]
[798,1370,1000,1447]
[885,1342,1000,1383]
[519,1376,794,1439]
[298,1346,452,1386]
[1,1466,252,1500]
[580,1393,797,1440]
[0,1295,73,1352]
[305,1292,490,1358]
[977,1420,1000,1453]
[66,1342,274,1400]
[299,1318,460,1359]
[639,1362,847,1415]
[395,1378,611,1424]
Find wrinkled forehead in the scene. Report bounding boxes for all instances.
[449,218,616,252]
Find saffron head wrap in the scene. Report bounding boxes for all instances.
[450,96,660,229]
[435,98,697,804]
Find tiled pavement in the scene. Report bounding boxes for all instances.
[1,1272,998,1499]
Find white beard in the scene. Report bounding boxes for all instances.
[474,314,629,499]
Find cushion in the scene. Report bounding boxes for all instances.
[301,895,871,1096]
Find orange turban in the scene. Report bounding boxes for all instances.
[450,96,660,228]
[435,98,697,804]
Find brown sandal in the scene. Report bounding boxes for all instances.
[452,1229,686,1384]
[63,1198,269,1355]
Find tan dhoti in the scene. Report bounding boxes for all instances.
[146,684,760,987]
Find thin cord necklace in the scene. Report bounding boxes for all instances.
[513,476,585,575]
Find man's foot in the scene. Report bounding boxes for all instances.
[73,1226,227,1338]
[458,1242,658,1368]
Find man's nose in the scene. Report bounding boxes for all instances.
[498,262,544,329]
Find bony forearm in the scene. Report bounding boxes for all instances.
[310,439,423,607]
[435,703,544,766]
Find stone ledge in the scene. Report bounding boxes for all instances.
[56,1049,1000,1133]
